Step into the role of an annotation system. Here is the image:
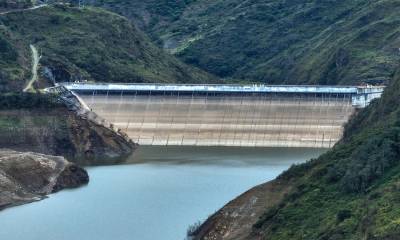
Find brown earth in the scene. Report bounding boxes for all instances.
[0,107,137,165]
[0,149,88,210]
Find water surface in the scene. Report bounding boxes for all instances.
[0,147,326,240]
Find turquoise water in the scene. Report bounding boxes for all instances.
[0,147,325,240]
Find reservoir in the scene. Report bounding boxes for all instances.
[0,146,325,240]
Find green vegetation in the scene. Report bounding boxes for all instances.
[250,71,400,239]
[0,92,62,109]
[0,0,32,12]
[88,0,400,85]
[83,0,196,37]
[0,25,31,92]
[1,1,400,238]
[0,4,218,92]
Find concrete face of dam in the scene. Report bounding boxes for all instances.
[79,92,354,148]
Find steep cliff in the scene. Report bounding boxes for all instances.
[193,70,400,240]
[0,149,89,210]
[0,93,136,165]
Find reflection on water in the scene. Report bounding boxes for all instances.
[0,147,326,240]
[130,146,325,166]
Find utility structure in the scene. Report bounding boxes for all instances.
[60,83,385,148]
[78,0,84,8]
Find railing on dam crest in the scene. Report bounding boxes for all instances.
[61,83,384,108]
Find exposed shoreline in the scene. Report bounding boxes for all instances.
[0,149,89,211]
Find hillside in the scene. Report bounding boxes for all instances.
[0,0,32,12]
[88,0,400,85]
[193,70,400,239]
[0,149,88,210]
[0,93,136,165]
[0,4,218,92]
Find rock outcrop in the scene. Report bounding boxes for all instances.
[0,107,137,165]
[191,178,294,240]
[0,91,137,165]
[0,149,89,210]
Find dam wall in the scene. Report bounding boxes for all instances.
[78,92,354,148]
[64,83,384,148]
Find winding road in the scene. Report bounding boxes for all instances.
[23,44,41,92]
[0,5,47,92]
[0,4,47,15]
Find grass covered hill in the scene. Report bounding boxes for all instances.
[0,4,218,92]
[253,72,400,239]
[0,0,32,12]
[88,0,400,85]
[194,70,400,239]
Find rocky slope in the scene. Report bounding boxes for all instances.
[0,93,136,165]
[0,149,88,210]
[192,70,400,239]
[87,0,400,85]
[192,177,295,240]
[0,4,218,92]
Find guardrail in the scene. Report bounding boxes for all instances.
[60,82,364,94]
[58,82,385,108]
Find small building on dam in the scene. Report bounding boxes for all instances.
[60,83,385,148]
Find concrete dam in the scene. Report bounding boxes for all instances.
[63,83,384,148]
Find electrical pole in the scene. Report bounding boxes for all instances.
[78,0,84,8]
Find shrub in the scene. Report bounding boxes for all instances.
[0,92,62,109]
[186,220,202,238]
[340,129,400,193]
[336,210,352,222]
[49,15,62,25]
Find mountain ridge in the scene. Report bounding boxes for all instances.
[0,4,219,92]
[85,0,400,85]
